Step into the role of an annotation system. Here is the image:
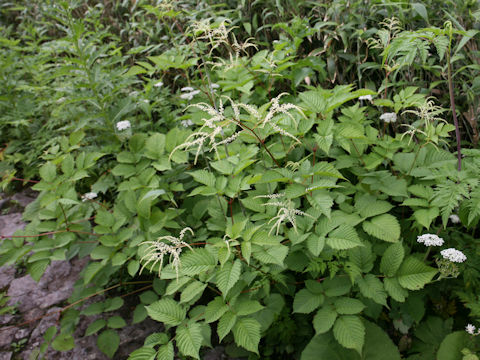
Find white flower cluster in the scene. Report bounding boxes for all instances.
[449,214,460,224]
[417,234,444,247]
[380,112,397,123]
[81,192,97,202]
[466,324,480,336]
[154,81,163,88]
[116,120,131,131]
[359,95,373,101]
[440,248,467,263]
[180,87,201,100]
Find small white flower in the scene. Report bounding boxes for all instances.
[210,83,220,89]
[116,120,131,131]
[441,248,467,263]
[181,86,194,92]
[449,214,460,224]
[180,93,193,100]
[180,90,200,101]
[81,192,97,202]
[359,95,373,101]
[466,324,476,335]
[56,97,66,104]
[417,234,444,247]
[154,81,163,87]
[380,112,397,123]
[180,119,194,127]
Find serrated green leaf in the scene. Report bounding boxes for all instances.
[326,224,363,250]
[205,297,229,323]
[437,331,469,360]
[52,333,75,351]
[180,281,207,304]
[107,316,127,329]
[313,306,338,334]
[156,342,174,360]
[189,170,216,187]
[39,162,56,182]
[128,260,140,277]
[218,311,237,341]
[323,276,352,297]
[362,214,400,242]
[216,259,242,297]
[307,234,325,256]
[235,299,264,316]
[397,257,437,290]
[83,262,104,284]
[333,315,365,355]
[384,278,408,302]
[28,259,49,282]
[334,298,365,315]
[104,297,124,312]
[133,304,147,324]
[232,317,261,354]
[355,195,393,218]
[176,322,203,359]
[380,242,404,277]
[357,274,387,306]
[177,248,217,277]
[293,289,324,314]
[145,298,186,326]
[144,332,169,346]
[85,319,106,336]
[127,347,156,360]
[97,329,120,358]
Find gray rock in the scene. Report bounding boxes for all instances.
[8,258,88,312]
[0,213,24,238]
[11,192,36,209]
[0,266,15,290]
[0,352,12,360]
[14,328,30,340]
[0,327,16,348]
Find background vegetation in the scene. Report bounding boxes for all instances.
[1,0,480,359]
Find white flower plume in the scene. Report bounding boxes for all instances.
[139,227,194,280]
[255,193,313,235]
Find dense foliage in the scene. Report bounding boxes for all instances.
[2,0,480,359]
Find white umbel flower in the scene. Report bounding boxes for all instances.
[359,95,373,101]
[181,86,194,92]
[466,324,476,335]
[210,83,220,89]
[380,112,397,123]
[81,192,97,202]
[116,120,131,131]
[417,234,444,247]
[154,81,163,87]
[440,248,467,263]
[449,214,460,224]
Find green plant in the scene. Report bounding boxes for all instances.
[2,1,480,359]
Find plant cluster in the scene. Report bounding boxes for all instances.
[1,1,480,359]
